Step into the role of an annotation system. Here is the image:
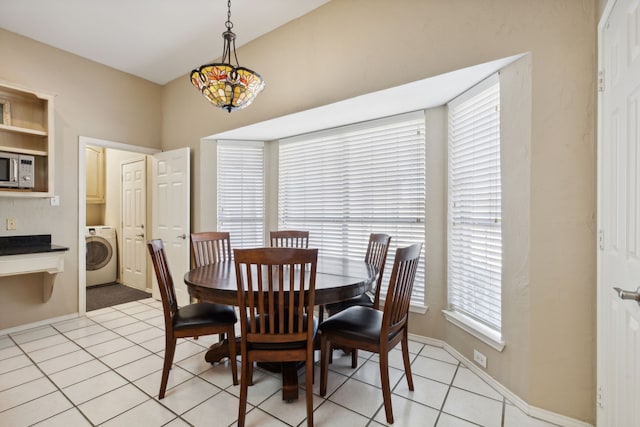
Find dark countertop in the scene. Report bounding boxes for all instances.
[0,235,69,256]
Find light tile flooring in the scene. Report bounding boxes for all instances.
[0,297,561,427]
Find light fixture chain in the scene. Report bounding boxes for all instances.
[226,0,233,31]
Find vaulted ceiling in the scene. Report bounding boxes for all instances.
[0,0,329,85]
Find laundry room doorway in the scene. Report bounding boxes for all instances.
[79,136,159,314]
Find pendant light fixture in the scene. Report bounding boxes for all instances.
[190,0,265,113]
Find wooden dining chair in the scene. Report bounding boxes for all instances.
[269,230,309,248]
[190,231,232,266]
[147,239,238,399]
[324,233,391,367]
[234,247,318,427]
[189,231,234,341]
[319,242,422,424]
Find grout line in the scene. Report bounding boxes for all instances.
[433,361,461,426]
[1,305,535,427]
[5,333,95,426]
[48,308,188,425]
[67,315,190,425]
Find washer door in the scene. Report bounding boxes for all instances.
[86,236,113,271]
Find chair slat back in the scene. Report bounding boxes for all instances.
[234,248,318,345]
[269,230,310,248]
[382,243,422,337]
[365,233,392,308]
[147,239,178,325]
[191,232,232,267]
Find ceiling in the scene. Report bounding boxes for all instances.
[0,1,523,142]
[0,0,329,85]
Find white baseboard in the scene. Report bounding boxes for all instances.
[0,313,80,336]
[407,333,593,427]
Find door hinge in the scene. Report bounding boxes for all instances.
[599,230,605,250]
[598,70,605,92]
[597,385,604,408]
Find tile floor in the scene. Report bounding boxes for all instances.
[0,297,561,427]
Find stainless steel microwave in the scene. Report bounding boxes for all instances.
[0,151,35,188]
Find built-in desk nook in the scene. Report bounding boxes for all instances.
[0,235,68,301]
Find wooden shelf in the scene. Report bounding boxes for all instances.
[0,123,47,136]
[0,80,54,197]
[0,144,47,156]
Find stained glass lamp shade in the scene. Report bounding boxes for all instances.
[190,1,265,113]
[191,64,264,113]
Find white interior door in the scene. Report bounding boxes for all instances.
[121,158,147,290]
[598,0,640,425]
[152,147,191,306]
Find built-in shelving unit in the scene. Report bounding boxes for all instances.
[0,81,55,197]
[85,146,105,204]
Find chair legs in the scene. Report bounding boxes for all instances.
[327,344,358,367]
[401,330,414,391]
[305,348,314,427]
[320,334,329,397]
[160,328,238,400]
[379,350,394,424]
[247,359,254,386]
[159,336,177,399]
[238,354,313,427]
[321,332,415,425]
[227,328,239,385]
[238,354,250,427]
[379,332,416,423]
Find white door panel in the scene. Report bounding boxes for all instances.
[121,158,147,290]
[599,1,640,425]
[152,147,190,306]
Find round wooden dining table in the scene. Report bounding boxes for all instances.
[183,256,377,401]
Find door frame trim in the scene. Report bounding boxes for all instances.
[78,136,159,315]
[596,0,623,424]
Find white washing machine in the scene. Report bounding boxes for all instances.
[86,226,118,287]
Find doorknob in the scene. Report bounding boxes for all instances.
[177,234,187,240]
[136,233,145,238]
[613,287,640,305]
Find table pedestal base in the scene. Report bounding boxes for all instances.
[281,363,300,402]
[258,361,303,401]
[204,340,231,364]
[205,342,303,402]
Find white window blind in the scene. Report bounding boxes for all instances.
[217,141,265,250]
[279,111,426,306]
[447,74,502,332]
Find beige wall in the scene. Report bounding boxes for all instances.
[0,0,597,423]
[0,28,162,329]
[86,204,104,226]
[162,0,596,423]
[598,0,609,18]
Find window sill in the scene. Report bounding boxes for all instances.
[410,303,428,314]
[442,310,505,352]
